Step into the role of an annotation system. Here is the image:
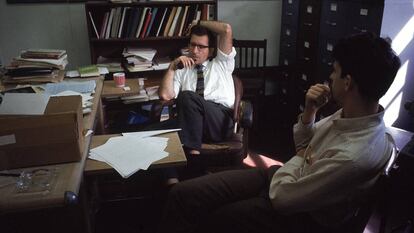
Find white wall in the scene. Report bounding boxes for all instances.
[218,0,282,66]
[0,0,282,70]
[0,1,90,69]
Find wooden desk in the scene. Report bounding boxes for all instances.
[102,77,162,98]
[84,132,186,175]
[0,77,104,213]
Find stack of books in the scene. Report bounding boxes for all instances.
[123,47,156,72]
[3,49,67,84]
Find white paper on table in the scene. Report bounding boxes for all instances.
[66,70,80,78]
[0,93,50,115]
[89,136,169,178]
[44,80,96,95]
[122,128,181,139]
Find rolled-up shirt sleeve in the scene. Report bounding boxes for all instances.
[215,47,236,73]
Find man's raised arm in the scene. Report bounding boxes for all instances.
[197,20,233,55]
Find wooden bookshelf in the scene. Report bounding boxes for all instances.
[85,0,217,66]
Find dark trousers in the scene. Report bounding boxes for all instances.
[158,166,281,233]
[177,91,234,150]
[157,166,331,233]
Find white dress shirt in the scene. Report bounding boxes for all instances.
[173,47,236,109]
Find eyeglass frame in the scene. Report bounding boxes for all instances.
[188,42,210,50]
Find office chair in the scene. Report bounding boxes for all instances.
[149,75,253,171]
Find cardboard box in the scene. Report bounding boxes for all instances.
[0,95,84,170]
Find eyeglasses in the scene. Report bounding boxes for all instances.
[189,43,209,50]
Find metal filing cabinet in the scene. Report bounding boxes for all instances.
[279,0,300,66]
[279,0,385,118]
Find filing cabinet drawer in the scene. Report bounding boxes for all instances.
[297,39,318,62]
[280,37,297,57]
[279,53,296,66]
[299,0,322,26]
[295,71,313,92]
[319,1,348,38]
[283,0,300,13]
[282,0,300,27]
[318,37,337,62]
[280,25,298,43]
[348,3,384,34]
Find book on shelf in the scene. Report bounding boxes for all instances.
[148,7,164,37]
[145,7,158,38]
[172,6,184,37]
[100,12,110,39]
[168,6,182,37]
[177,5,189,37]
[127,8,141,38]
[157,7,171,37]
[201,4,208,21]
[163,6,177,37]
[135,7,148,38]
[105,8,116,39]
[78,65,100,78]
[118,7,128,38]
[208,4,215,20]
[182,4,197,34]
[140,8,153,38]
[88,11,100,39]
[111,7,123,38]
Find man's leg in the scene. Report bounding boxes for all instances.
[176,91,233,152]
[157,167,279,233]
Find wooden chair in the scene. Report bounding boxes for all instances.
[149,75,253,170]
[233,39,267,69]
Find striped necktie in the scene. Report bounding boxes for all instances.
[195,64,204,97]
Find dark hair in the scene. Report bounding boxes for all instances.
[190,25,217,50]
[332,32,401,101]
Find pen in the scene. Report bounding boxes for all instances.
[0,172,20,177]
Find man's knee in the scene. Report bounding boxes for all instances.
[177,91,201,106]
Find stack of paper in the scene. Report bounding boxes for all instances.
[89,129,181,178]
[123,47,157,72]
[2,49,68,84]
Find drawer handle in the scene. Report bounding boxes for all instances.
[353,26,367,33]
[304,23,313,27]
[304,57,310,61]
[286,43,291,47]
[287,12,293,16]
[326,21,337,26]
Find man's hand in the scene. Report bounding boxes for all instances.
[305,84,330,111]
[301,84,330,124]
[170,56,195,70]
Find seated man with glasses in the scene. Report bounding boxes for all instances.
[159,20,236,159]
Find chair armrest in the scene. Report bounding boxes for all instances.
[238,100,253,128]
[149,99,176,123]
